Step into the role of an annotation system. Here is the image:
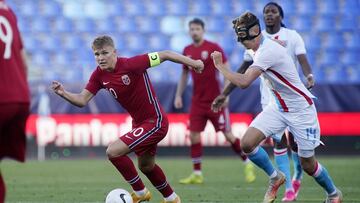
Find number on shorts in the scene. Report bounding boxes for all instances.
[132,127,144,137]
[0,16,13,59]
[306,128,317,144]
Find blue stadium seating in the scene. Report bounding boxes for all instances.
[5,0,360,83]
[53,17,74,33]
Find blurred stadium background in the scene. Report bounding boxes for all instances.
[2,0,360,202]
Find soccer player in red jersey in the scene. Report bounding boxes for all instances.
[52,35,203,203]
[174,18,255,184]
[0,1,30,202]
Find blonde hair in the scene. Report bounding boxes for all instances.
[92,35,115,49]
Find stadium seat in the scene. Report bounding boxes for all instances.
[53,17,74,33]
[18,1,38,17]
[338,15,358,31]
[74,18,96,33]
[207,17,226,33]
[17,17,31,34]
[31,17,51,33]
[145,0,167,16]
[40,0,62,17]
[161,16,184,35]
[342,51,358,65]
[23,36,39,52]
[167,0,189,15]
[297,0,317,15]
[170,34,192,52]
[316,15,336,32]
[126,34,147,52]
[32,50,50,66]
[232,0,253,15]
[345,33,360,50]
[292,16,313,32]
[75,50,95,64]
[303,33,321,51]
[318,65,343,83]
[148,34,170,51]
[344,65,360,82]
[318,0,338,15]
[106,1,125,17]
[53,51,72,66]
[62,35,85,51]
[323,33,343,50]
[123,0,145,16]
[218,33,236,54]
[116,17,137,33]
[137,17,160,33]
[95,18,117,33]
[340,0,360,14]
[320,51,341,66]
[277,0,296,16]
[190,0,211,16]
[41,35,62,51]
[114,37,127,51]
[211,0,232,16]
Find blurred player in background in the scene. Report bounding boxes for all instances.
[174,18,255,184]
[0,1,30,202]
[212,2,314,201]
[212,12,342,203]
[52,35,204,203]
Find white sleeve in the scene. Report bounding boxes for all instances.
[251,47,274,71]
[243,49,254,62]
[292,31,306,55]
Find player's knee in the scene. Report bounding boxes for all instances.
[300,157,316,175]
[290,142,298,152]
[106,145,123,158]
[240,139,255,154]
[274,141,287,149]
[139,162,155,174]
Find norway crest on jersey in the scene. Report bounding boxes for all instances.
[201,51,208,60]
[121,74,131,85]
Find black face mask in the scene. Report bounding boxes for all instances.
[233,19,261,42]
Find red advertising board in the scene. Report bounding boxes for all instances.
[26,113,360,147]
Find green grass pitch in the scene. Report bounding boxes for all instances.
[2,157,360,203]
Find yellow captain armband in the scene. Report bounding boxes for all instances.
[148,52,161,67]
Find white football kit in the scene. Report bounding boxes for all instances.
[248,37,320,157]
[244,28,307,108]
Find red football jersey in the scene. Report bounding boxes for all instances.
[0,2,29,103]
[183,40,227,106]
[85,54,166,125]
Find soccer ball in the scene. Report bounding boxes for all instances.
[105,188,133,203]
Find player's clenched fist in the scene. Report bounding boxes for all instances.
[191,59,204,73]
[51,81,65,96]
[211,51,223,68]
[211,94,228,112]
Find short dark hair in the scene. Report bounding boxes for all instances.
[233,11,258,28]
[263,2,286,27]
[92,35,115,49]
[189,18,205,29]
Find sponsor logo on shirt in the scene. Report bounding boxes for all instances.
[121,74,131,85]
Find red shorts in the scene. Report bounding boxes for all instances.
[189,103,231,133]
[120,117,168,156]
[0,103,29,162]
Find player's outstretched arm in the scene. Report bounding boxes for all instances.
[174,68,189,109]
[51,81,94,107]
[158,50,204,73]
[297,54,314,89]
[211,51,261,89]
[211,61,253,112]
